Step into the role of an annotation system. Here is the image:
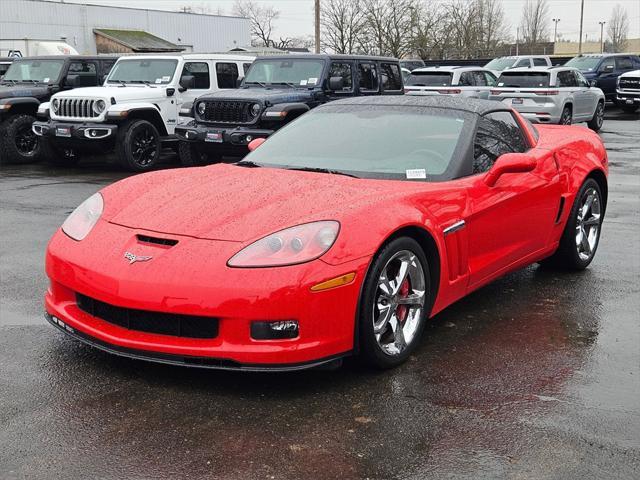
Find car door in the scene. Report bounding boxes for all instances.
[575,70,599,118]
[595,56,616,96]
[457,71,475,96]
[356,61,380,96]
[326,60,355,100]
[472,70,492,99]
[464,111,561,288]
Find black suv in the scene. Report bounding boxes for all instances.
[0,56,117,164]
[175,54,404,165]
[565,53,640,102]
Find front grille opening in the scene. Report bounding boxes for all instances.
[136,234,178,247]
[203,100,255,124]
[76,293,218,339]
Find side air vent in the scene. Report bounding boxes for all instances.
[555,197,566,224]
[136,234,178,247]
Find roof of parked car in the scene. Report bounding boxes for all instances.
[11,55,120,61]
[251,54,399,63]
[500,66,578,73]
[411,66,491,73]
[324,95,508,115]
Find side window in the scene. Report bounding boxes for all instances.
[615,56,633,70]
[183,62,210,89]
[472,71,487,86]
[380,63,402,91]
[557,70,577,87]
[101,60,116,76]
[358,62,378,92]
[68,61,98,86]
[533,58,547,66]
[215,62,239,89]
[483,71,497,86]
[328,62,353,92]
[514,58,530,68]
[598,57,614,72]
[473,111,527,174]
[575,71,590,87]
[458,72,473,86]
[242,62,253,76]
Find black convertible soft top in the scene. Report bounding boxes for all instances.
[327,95,508,115]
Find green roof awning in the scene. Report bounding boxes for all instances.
[94,29,184,52]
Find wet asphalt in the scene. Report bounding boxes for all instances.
[0,109,639,480]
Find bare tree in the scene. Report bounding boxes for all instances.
[519,0,550,52]
[476,0,509,56]
[607,4,629,53]
[232,0,280,47]
[320,0,367,54]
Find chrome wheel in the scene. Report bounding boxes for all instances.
[373,250,426,356]
[594,103,604,128]
[575,187,601,261]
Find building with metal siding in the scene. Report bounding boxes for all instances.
[1,0,251,55]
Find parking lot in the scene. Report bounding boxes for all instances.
[0,107,638,479]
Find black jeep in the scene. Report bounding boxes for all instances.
[175,54,404,165]
[0,56,117,164]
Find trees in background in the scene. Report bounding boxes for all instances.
[519,0,550,52]
[607,4,629,53]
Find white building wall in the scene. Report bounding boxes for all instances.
[0,0,251,54]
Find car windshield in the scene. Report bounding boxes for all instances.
[3,59,65,83]
[497,72,550,87]
[400,60,426,71]
[106,59,178,84]
[485,58,517,71]
[244,59,325,86]
[243,105,470,181]
[564,56,602,71]
[406,72,452,86]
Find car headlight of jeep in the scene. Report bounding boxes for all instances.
[250,103,261,117]
[61,192,103,241]
[228,221,339,267]
[197,102,206,115]
[52,98,59,114]
[92,100,106,115]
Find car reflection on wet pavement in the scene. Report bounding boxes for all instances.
[1,109,639,479]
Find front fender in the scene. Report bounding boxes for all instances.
[106,102,160,119]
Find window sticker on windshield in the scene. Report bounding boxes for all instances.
[162,76,170,82]
[43,77,50,83]
[308,77,318,85]
[406,169,427,179]
[498,82,504,86]
[155,78,162,84]
[300,79,308,86]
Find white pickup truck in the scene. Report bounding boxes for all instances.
[33,53,254,171]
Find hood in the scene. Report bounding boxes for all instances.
[105,163,422,242]
[53,85,165,103]
[620,69,640,78]
[0,84,49,100]
[202,87,314,105]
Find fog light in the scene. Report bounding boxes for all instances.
[251,320,299,340]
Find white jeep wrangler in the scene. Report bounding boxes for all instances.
[33,54,254,171]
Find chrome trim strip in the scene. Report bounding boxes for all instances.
[443,220,466,235]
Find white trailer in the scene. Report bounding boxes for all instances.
[0,40,79,58]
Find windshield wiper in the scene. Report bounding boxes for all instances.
[272,81,298,88]
[235,160,263,168]
[2,79,17,85]
[245,81,267,87]
[285,166,359,178]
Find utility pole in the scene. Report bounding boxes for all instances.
[578,0,585,54]
[315,0,320,54]
[552,18,560,48]
[599,21,606,53]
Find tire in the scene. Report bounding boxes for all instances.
[0,114,41,164]
[178,141,219,167]
[559,105,572,125]
[358,237,431,369]
[541,178,603,270]
[40,137,81,166]
[621,105,639,114]
[587,101,605,132]
[116,119,161,172]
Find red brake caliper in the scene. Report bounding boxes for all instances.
[396,278,410,323]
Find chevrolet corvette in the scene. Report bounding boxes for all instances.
[45,96,608,371]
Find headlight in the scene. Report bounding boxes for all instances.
[92,99,106,115]
[250,103,261,117]
[61,192,104,241]
[52,99,59,114]
[197,102,206,115]
[228,221,340,267]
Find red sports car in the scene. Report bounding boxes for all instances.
[45,96,608,371]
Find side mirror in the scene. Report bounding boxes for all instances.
[65,74,80,88]
[599,64,614,74]
[179,75,194,91]
[484,153,536,187]
[328,76,344,91]
[248,137,266,151]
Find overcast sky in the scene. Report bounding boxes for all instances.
[57,0,640,42]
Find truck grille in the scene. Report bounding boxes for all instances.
[201,100,256,124]
[619,77,640,90]
[76,293,219,339]
[56,98,101,119]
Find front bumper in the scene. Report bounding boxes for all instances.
[175,123,274,147]
[616,90,640,105]
[33,120,117,142]
[45,221,366,370]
